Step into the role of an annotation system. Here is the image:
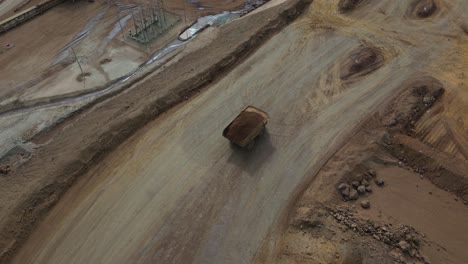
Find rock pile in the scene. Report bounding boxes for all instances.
[329,207,428,263]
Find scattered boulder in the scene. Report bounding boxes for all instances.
[328,207,425,262]
[405,234,417,243]
[348,188,359,200]
[361,200,370,209]
[0,165,10,175]
[375,179,385,186]
[398,240,411,252]
[368,169,376,177]
[338,182,349,190]
[361,179,369,186]
[389,249,403,261]
[409,249,419,258]
[357,185,366,194]
[341,187,351,198]
[338,176,378,201]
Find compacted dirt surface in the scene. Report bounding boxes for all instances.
[0,0,467,263]
[0,0,249,104]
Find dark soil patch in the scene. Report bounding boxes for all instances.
[412,0,437,18]
[340,46,384,83]
[99,58,112,65]
[76,72,92,82]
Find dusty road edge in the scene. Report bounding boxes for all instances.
[0,0,313,262]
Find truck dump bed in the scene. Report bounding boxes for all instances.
[222,106,269,147]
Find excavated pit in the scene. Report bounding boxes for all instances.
[340,46,384,82]
[338,0,364,13]
[411,0,437,18]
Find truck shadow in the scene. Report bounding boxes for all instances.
[226,130,276,176]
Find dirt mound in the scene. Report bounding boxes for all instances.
[382,76,444,135]
[340,46,384,83]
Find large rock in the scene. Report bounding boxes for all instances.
[361,179,369,186]
[338,182,349,190]
[348,188,359,200]
[361,200,370,209]
[357,185,366,194]
[341,187,350,198]
[398,240,411,252]
[375,179,385,186]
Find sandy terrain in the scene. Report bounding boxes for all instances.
[8,0,468,264]
[0,0,466,263]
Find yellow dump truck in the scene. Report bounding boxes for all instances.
[223,106,269,149]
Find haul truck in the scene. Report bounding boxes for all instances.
[223,106,269,149]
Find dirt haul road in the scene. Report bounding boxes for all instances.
[10,0,468,263]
